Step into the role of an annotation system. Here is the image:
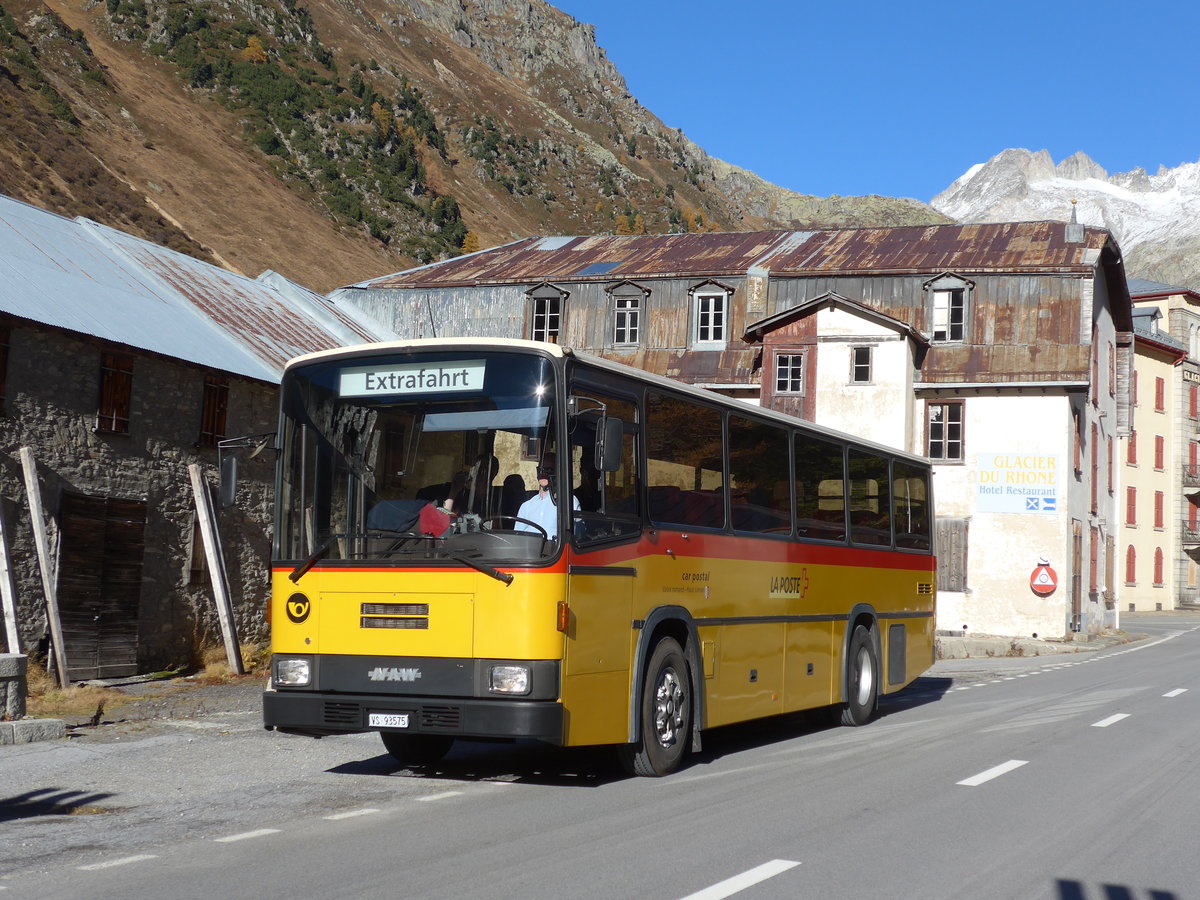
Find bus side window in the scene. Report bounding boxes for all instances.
[729,415,791,534]
[646,391,724,530]
[893,461,932,550]
[848,449,891,546]
[795,434,846,541]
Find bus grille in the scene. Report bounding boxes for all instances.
[323,702,361,726]
[420,706,462,730]
[362,603,429,615]
[917,583,933,595]
[361,602,429,630]
[361,617,429,629]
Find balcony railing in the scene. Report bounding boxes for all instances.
[1183,520,1200,546]
[1185,465,1200,489]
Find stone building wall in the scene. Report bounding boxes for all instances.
[0,317,279,674]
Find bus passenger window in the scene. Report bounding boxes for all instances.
[795,434,845,541]
[729,415,791,534]
[893,461,931,550]
[848,450,891,546]
[646,391,724,530]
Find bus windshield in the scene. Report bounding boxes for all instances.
[276,349,562,568]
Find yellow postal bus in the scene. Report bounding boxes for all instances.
[262,339,935,775]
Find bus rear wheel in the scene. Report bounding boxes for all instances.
[841,624,879,726]
[380,732,454,765]
[620,637,691,777]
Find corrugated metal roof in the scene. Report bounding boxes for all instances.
[0,195,390,383]
[356,222,1118,289]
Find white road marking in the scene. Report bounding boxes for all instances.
[325,808,380,820]
[1164,689,1188,698]
[77,855,158,870]
[214,828,281,843]
[1091,714,1131,728]
[957,759,1028,786]
[416,791,464,802]
[679,859,801,900]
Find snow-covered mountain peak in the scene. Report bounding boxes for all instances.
[932,150,1200,290]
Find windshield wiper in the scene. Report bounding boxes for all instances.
[443,549,514,586]
[289,533,339,583]
[289,530,418,583]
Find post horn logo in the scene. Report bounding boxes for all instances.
[286,593,312,623]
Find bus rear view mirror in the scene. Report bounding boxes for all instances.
[596,416,624,473]
[219,455,238,508]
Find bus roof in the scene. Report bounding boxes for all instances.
[284,339,931,467]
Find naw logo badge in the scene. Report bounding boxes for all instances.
[286,593,312,623]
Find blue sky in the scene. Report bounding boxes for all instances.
[551,0,1200,202]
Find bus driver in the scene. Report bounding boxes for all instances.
[515,454,578,540]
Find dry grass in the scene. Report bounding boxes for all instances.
[191,642,270,685]
[25,663,133,720]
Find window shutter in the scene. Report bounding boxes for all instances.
[935,517,968,592]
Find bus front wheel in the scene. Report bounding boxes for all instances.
[841,625,879,727]
[380,732,454,765]
[620,637,691,777]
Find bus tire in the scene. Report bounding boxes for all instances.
[380,732,454,765]
[620,637,691,777]
[841,624,879,727]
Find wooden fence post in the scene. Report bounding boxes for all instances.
[20,447,68,685]
[188,464,243,675]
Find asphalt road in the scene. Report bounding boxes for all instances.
[3,612,1198,899]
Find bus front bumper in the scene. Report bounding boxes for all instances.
[263,689,564,744]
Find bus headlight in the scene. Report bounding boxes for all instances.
[273,656,312,687]
[489,664,530,694]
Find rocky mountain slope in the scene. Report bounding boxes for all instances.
[932,148,1200,290]
[0,0,948,293]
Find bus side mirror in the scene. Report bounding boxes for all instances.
[219,455,238,508]
[595,417,624,473]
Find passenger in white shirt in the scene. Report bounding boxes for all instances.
[516,456,578,540]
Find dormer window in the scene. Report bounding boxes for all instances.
[525,282,569,343]
[606,281,649,346]
[689,280,732,348]
[923,273,974,343]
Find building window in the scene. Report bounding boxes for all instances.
[693,291,727,344]
[926,401,963,461]
[1154,548,1165,587]
[1127,429,1137,465]
[1125,486,1137,525]
[1155,376,1166,411]
[851,346,872,384]
[775,353,804,394]
[1154,435,1165,471]
[1191,385,1199,418]
[198,376,229,448]
[97,352,134,434]
[1154,491,1165,529]
[613,294,640,345]
[1125,545,1136,586]
[931,290,965,341]
[525,283,567,343]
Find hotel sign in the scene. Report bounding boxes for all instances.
[976,453,1063,515]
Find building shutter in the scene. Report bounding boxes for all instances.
[935,517,968,592]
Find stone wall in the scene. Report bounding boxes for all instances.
[0,318,279,674]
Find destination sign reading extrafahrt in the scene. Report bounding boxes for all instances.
[339,360,485,397]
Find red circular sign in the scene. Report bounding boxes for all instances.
[1030,565,1058,596]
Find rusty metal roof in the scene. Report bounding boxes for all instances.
[355,222,1119,289]
[0,195,388,383]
